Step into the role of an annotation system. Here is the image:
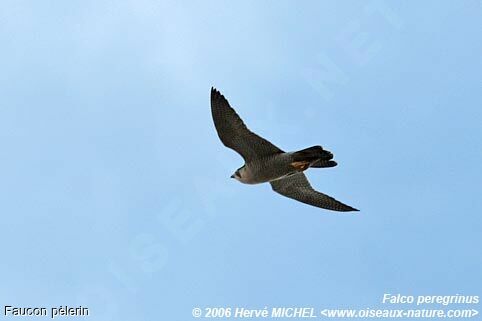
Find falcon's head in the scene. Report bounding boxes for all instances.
[230,166,246,181]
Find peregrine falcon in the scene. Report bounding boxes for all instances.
[210,87,358,212]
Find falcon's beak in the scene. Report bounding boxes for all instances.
[230,174,235,178]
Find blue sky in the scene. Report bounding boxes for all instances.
[0,1,481,320]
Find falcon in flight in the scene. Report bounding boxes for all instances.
[210,87,358,212]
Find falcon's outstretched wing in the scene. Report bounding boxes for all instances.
[270,173,359,212]
[211,87,283,161]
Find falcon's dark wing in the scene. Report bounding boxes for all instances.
[211,87,283,161]
[270,173,359,212]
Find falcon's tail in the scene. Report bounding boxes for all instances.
[292,146,337,168]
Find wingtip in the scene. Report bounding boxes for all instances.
[338,205,359,212]
[211,87,227,103]
[211,87,220,98]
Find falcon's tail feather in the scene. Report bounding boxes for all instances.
[293,145,333,161]
[292,146,336,168]
[310,160,337,168]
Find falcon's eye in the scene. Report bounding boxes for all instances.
[236,170,241,177]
